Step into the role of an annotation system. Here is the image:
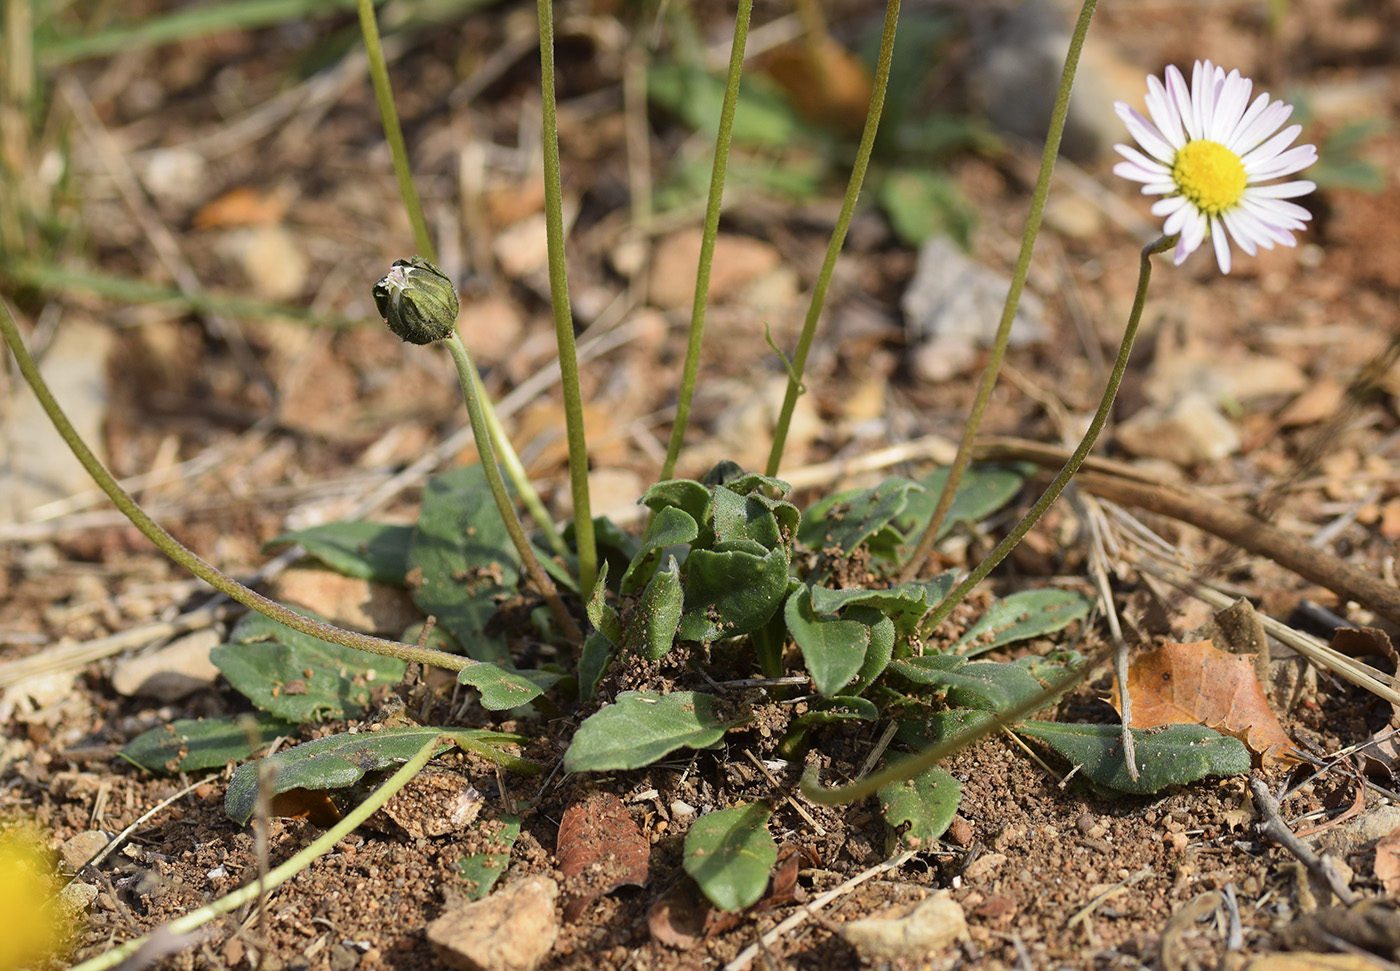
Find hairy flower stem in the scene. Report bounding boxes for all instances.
[445,335,582,643]
[0,301,471,672]
[659,0,753,482]
[66,734,443,971]
[358,3,561,566]
[537,0,596,595]
[919,235,1176,632]
[765,0,899,478]
[357,0,432,259]
[898,0,1099,583]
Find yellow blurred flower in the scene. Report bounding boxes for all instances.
[0,824,68,971]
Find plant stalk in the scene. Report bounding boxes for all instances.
[919,235,1175,631]
[764,0,900,477]
[658,0,753,481]
[537,0,596,595]
[445,335,582,642]
[898,0,1100,583]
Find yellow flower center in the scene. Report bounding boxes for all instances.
[1172,140,1247,216]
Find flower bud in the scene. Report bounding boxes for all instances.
[372,257,459,344]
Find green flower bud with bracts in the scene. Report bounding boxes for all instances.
[372,257,460,344]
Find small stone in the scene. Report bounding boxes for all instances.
[428,876,559,971]
[647,231,781,311]
[946,815,974,847]
[110,629,221,701]
[60,880,100,912]
[59,830,110,872]
[964,852,1008,881]
[841,891,969,962]
[270,568,420,635]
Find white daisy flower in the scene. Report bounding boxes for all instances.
[1113,59,1318,274]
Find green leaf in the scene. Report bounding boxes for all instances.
[211,609,406,723]
[683,804,778,912]
[721,471,792,500]
[648,62,803,148]
[790,695,879,729]
[587,561,623,646]
[785,586,869,698]
[678,541,789,642]
[407,465,520,663]
[894,708,992,749]
[1015,722,1251,795]
[847,606,895,694]
[954,589,1094,657]
[641,478,711,526]
[563,691,731,772]
[877,170,977,249]
[224,726,538,825]
[621,505,698,595]
[893,464,1031,547]
[578,630,614,705]
[810,574,957,638]
[623,556,683,661]
[708,487,784,551]
[457,663,563,711]
[878,764,962,850]
[799,477,924,571]
[121,713,294,774]
[888,657,1049,714]
[264,521,413,585]
[455,814,521,901]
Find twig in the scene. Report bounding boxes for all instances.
[975,437,1400,628]
[1248,776,1356,906]
[722,850,917,971]
[742,750,824,837]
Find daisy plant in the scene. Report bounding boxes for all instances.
[1114,59,1318,273]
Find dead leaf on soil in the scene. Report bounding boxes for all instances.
[763,37,874,135]
[1373,825,1400,896]
[1330,627,1400,778]
[556,791,649,923]
[1112,640,1298,765]
[648,880,707,950]
[192,185,288,228]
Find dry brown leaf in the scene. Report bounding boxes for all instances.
[763,37,873,135]
[1374,826,1400,896]
[1113,640,1298,765]
[647,880,707,950]
[192,185,288,229]
[556,791,650,923]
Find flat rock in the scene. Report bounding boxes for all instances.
[110,629,221,701]
[841,890,969,962]
[1117,392,1240,466]
[269,568,420,635]
[0,318,113,516]
[647,230,782,311]
[428,875,559,971]
[903,237,1045,383]
[58,830,110,871]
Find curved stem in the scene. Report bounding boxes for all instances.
[0,300,472,672]
[659,0,753,481]
[920,235,1175,631]
[476,371,569,560]
[764,0,900,478]
[898,0,1100,583]
[802,645,1113,805]
[357,0,434,260]
[537,0,596,595]
[444,335,582,642]
[67,734,442,971]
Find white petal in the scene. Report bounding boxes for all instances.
[1114,143,1173,176]
[1240,198,1306,240]
[1151,195,1190,218]
[1220,210,1259,255]
[1190,61,1210,143]
[1242,124,1304,167]
[1246,144,1317,181]
[1166,64,1199,142]
[1180,208,1208,255]
[1245,179,1316,199]
[1210,216,1233,274]
[1224,92,1274,153]
[1144,74,1186,148]
[1116,105,1177,163]
[1233,101,1293,156]
[1162,202,1193,236]
[1247,196,1312,224]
